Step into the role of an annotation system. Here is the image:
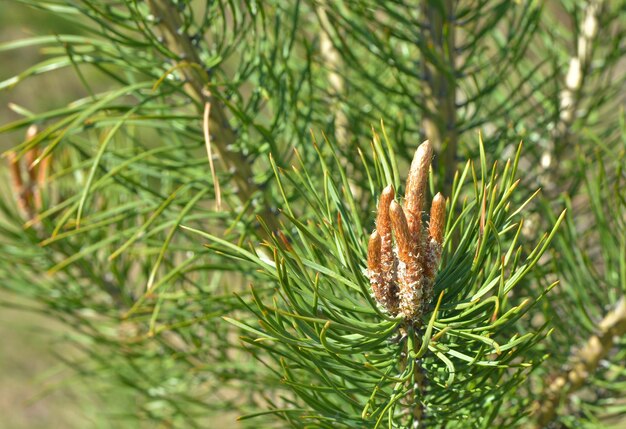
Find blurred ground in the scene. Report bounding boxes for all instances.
[0,293,106,429]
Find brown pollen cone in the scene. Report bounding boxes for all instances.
[404,140,433,241]
[376,185,395,264]
[367,231,388,305]
[366,141,447,324]
[373,185,399,312]
[423,192,446,280]
[25,147,39,183]
[391,199,424,322]
[389,201,411,263]
[376,186,394,235]
[7,152,23,192]
[6,152,31,217]
[367,231,381,272]
[37,155,49,187]
[429,192,446,245]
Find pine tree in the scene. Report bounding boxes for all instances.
[1,1,625,428]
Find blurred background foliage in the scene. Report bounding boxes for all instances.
[0,0,625,428]
[0,2,132,428]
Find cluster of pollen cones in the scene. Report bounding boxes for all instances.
[367,140,446,324]
[6,125,49,221]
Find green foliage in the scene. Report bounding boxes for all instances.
[534,128,626,428]
[0,0,625,428]
[185,133,565,428]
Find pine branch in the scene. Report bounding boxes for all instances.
[421,0,458,194]
[146,0,278,235]
[555,0,603,137]
[317,3,348,146]
[191,131,566,427]
[531,296,626,428]
[541,0,604,195]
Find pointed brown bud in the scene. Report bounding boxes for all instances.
[6,151,23,191]
[389,200,411,262]
[374,185,399,313]
[429,193,446,245]
[37,155,49,185]
[25,146,40,183]
[376,185,394,237]
[404,140,433,238]
[6,151,31,217]
[367,231,381,272]
[376,185,395,269]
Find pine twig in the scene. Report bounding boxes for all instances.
[540,0,604,194]
[556,0,603,136]
[317,3,349,146]
[531,296,626,428]
[146,0,278,235]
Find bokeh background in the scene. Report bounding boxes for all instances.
[0,1,128,427]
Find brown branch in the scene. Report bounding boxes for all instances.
[146,0,278,235]
[421,0,457,195]
[531,296,626,428]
